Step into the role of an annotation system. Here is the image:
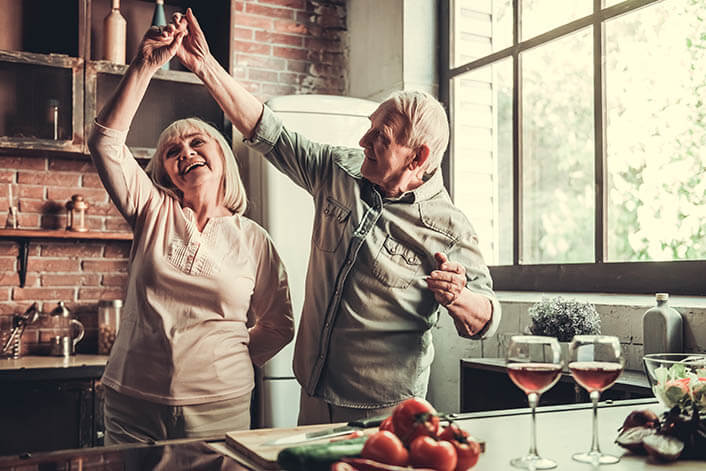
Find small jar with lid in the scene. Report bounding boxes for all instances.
[98,300,122,355]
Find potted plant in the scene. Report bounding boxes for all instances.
[528,296,602,359]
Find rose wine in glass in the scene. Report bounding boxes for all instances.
[506,336,562,469]
[568,335,624,465]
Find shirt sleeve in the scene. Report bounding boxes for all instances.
[87,121,162,229]
[247,229,295,368]
[243,105,342,197]
[452,229,502,340]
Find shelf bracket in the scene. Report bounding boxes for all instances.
[16,238,29,288]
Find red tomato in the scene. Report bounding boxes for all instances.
[439,424,481,470]
[409,436,457,471]
[330,462,356,471]
[379,416,395,433]
[391,397,440,445]
[361,430,409,466]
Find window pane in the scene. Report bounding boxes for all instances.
[521,0,591,41]
[452,59,514,265]
[521,28,595,264]
[605,0,706,262]
[451,0,512,68]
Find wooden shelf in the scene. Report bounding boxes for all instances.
[0,229,132,288]
[0,229,131,241]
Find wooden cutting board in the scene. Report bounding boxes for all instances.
[225,422,370,470]
[225,424,486,470]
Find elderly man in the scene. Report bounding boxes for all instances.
[172,9,501,424]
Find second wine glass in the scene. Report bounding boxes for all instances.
[568,335,624,465]
[506,335,563,469]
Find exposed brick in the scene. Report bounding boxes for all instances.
[49,159,95,172]
[27,258,81,272]
[104,218,131,232]
[236,53,286,70]
[16,212,40,228]
[17,172,80,187]
[279,72,300,84]
[245,2,294,20]
[82,174,104,188]
[0,171,13,183]
[261,0,306,9]
[305,37,340,53]
[47,187,109,204]
[13,287,76,301]
[102,274,128,286]
[262,82,298,96]
[234,40,272,55]
[235,27,254,40]
[255,31,303,47]
[286,60,310,73]
[78,287,126,301]
[40,242,103,258]
[234,1,245,12]
[82,260,128,273]
[273,19,309,35]
[249,69,280,82]
[42,273,101,286]
[17,186,45,199]
[272,46,308,61]
[235,14,273,30]
[104,243,131,258]
[0,156,46,170]
[0,302,36,315]
[310,62,345,78]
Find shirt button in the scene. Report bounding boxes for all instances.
[319,354,324,360]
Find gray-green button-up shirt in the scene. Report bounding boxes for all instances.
[246,106,501,408]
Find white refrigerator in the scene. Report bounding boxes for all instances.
[235,94,379,428]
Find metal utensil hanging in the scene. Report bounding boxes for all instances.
[1,302,39,358]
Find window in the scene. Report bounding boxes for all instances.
[441,0,705,295]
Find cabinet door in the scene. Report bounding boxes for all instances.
[0,379,95,455]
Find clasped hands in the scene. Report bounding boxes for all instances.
[426,252,466,308]
[137,9,208,73]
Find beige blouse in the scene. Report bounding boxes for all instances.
[89,122,294,405]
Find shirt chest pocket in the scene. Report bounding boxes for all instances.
[314,197,351,253]
[373,234,422,289]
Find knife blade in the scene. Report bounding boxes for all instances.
[261,415,386,446]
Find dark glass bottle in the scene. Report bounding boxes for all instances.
[152,0,169,70]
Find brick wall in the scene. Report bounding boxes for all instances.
[233,0,347,100]
[0,0,349,357]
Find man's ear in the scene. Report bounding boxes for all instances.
[409,144,430,170]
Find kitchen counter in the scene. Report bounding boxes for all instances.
[0,354,108,380]
[461,357,652,412]
[0,398,703,470]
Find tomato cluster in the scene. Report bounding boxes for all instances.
[333,397,481,471]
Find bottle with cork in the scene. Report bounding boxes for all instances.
[642,293,683,355]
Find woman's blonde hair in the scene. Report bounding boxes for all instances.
[378,90,450,173]
[145,118,247,215]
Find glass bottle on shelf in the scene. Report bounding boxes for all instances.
[152,0,169,70]
[103,0,127,64]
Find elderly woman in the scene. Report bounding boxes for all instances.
[88,23,294,444]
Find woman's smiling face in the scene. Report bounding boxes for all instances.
[162,129,225,195]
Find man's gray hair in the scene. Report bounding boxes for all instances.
[379,90,450,173]
[146,118,247,215]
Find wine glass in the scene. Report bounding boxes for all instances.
[506,335,563,469]
[568,335,624,465]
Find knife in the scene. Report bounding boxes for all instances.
[261,415,386,446]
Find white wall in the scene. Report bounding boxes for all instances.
[347,0,438,100]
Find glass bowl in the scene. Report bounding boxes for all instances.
[642,353,706,410]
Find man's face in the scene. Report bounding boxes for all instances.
[359,108,416,194]
[162,129,225,195]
